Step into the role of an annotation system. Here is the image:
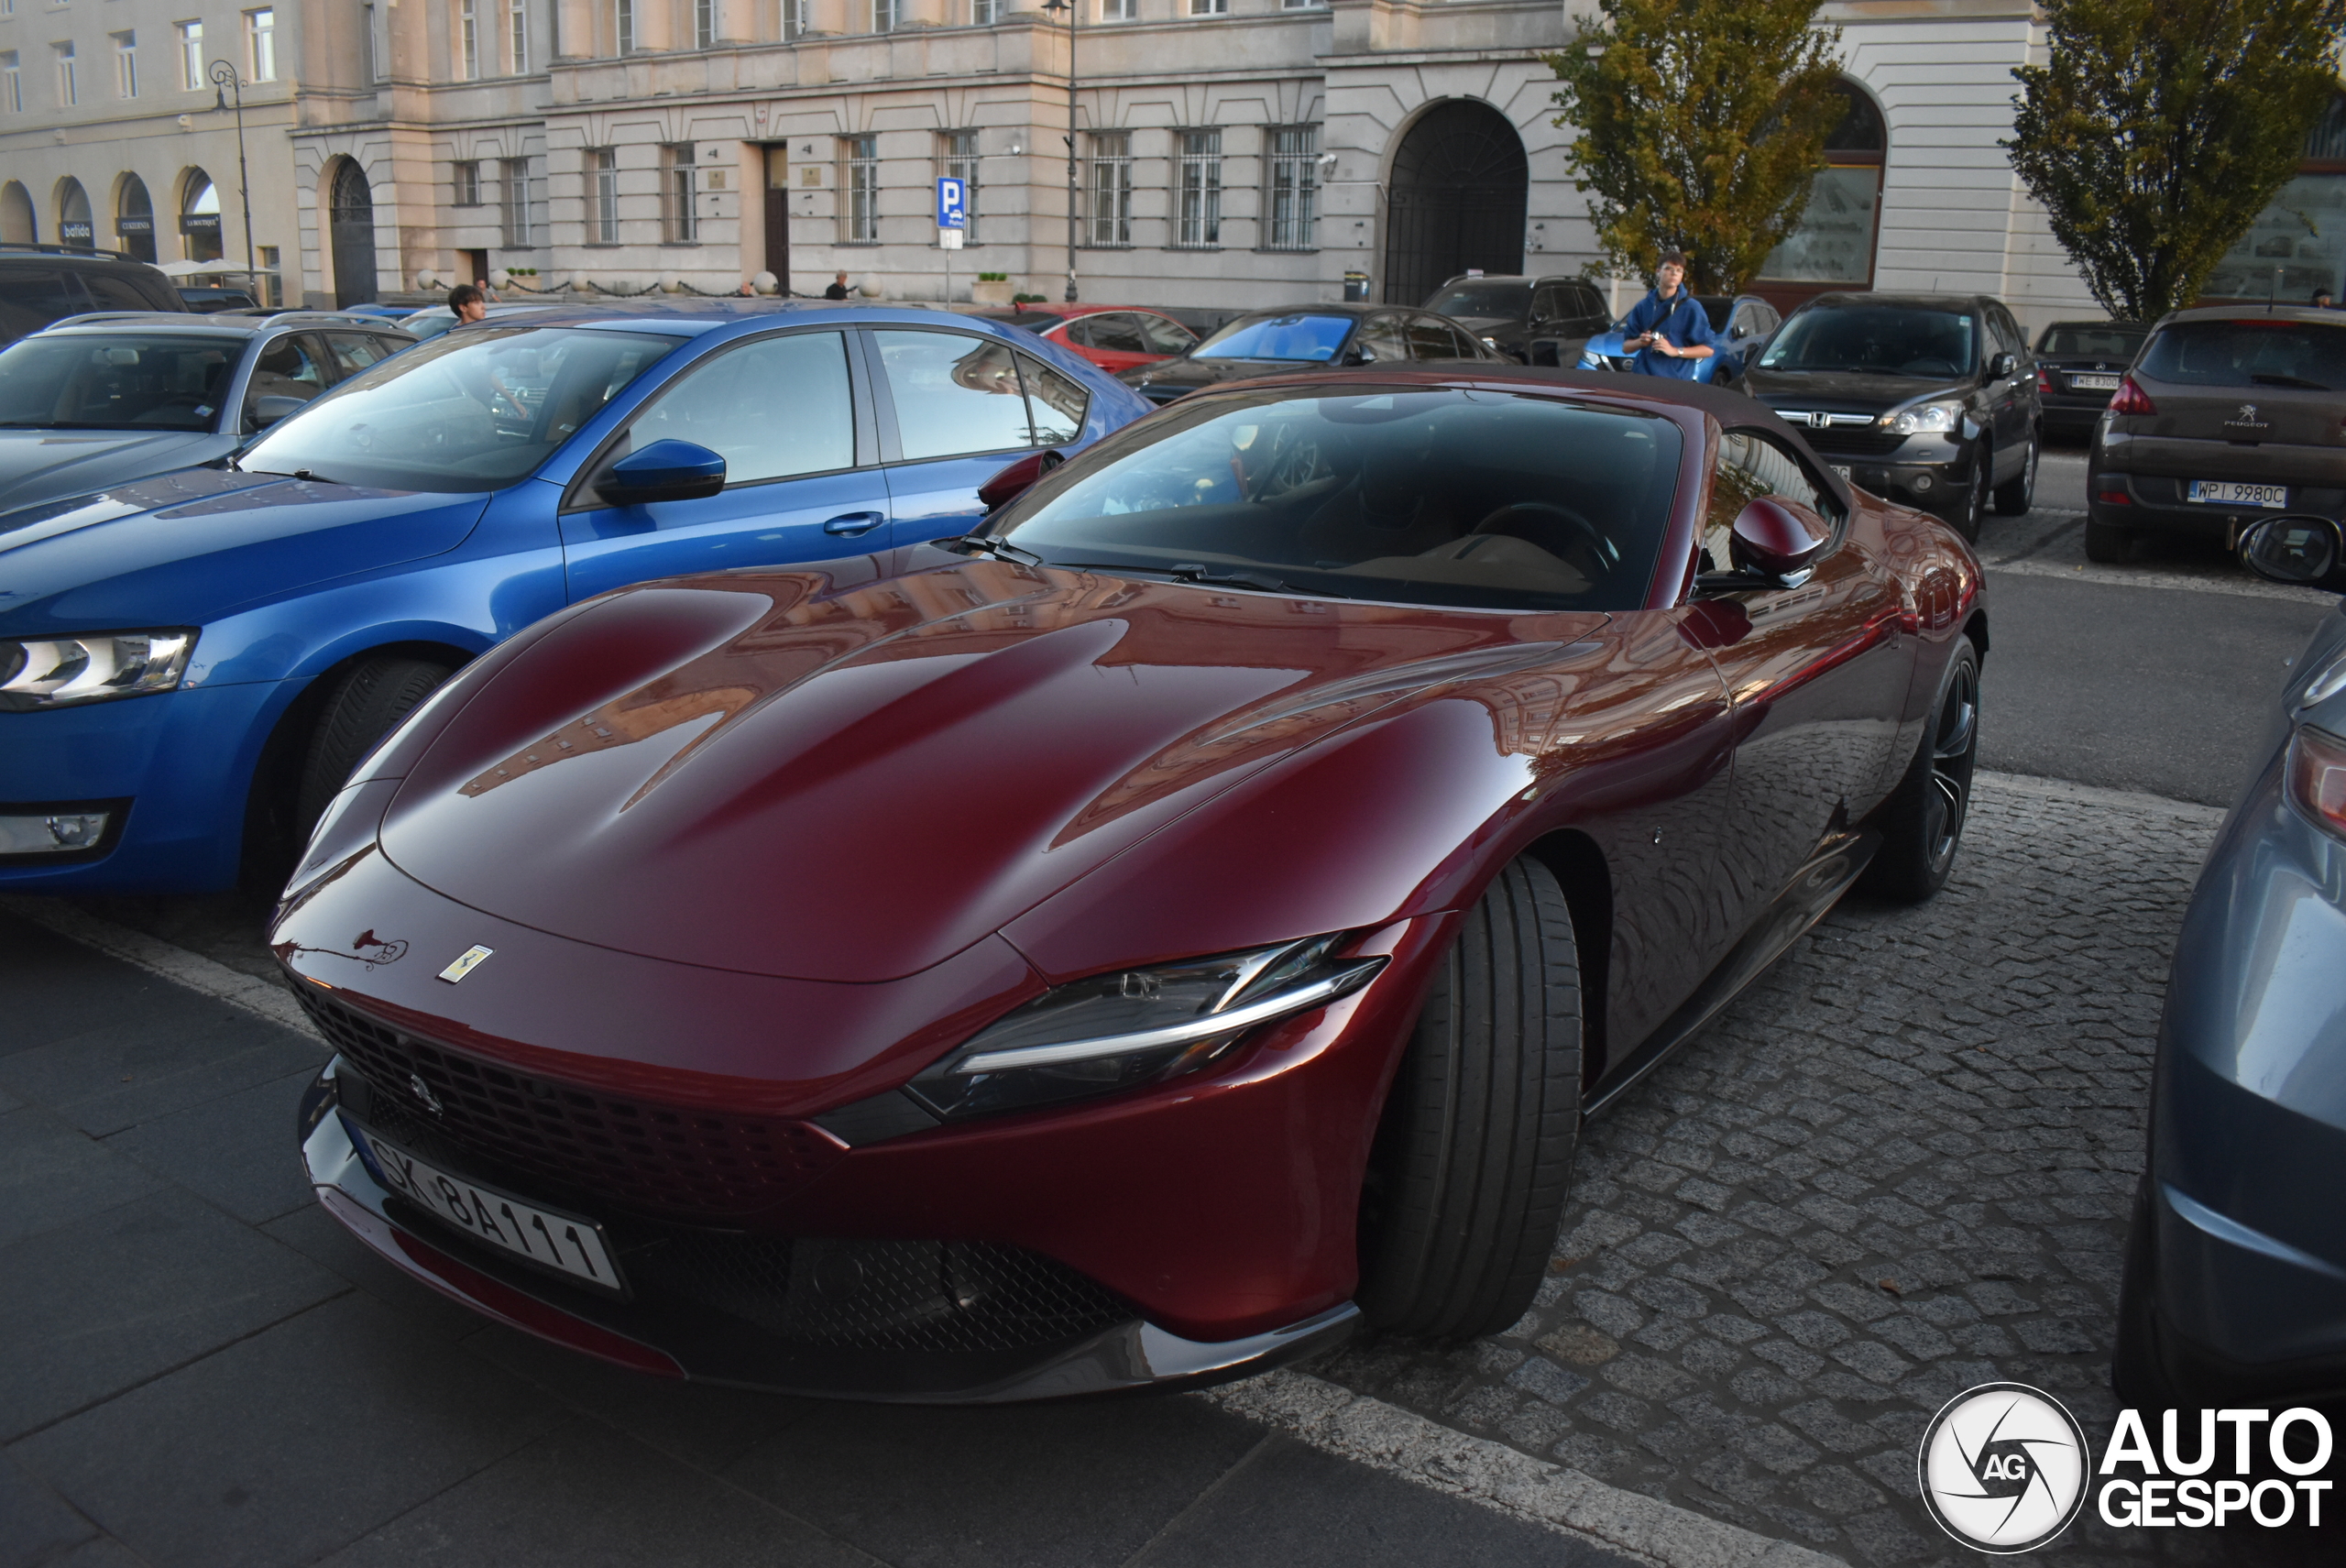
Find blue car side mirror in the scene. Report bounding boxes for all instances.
[597,440,727,506]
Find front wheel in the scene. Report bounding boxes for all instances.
[1992,432,2038,515]
[1939,451,1987,543]
[1859,638,1980,902]
[292,655,457,840]
[1356,857,1583,1339]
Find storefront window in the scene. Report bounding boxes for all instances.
[2206,96,2346,304]
[1757,83,1885,289]
[181,169,223,263]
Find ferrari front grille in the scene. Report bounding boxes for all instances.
[297,987,843,1218]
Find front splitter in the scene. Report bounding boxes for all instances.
[298,1059,1357,1401]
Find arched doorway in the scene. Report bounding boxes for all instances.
[1756,82,1887,306]
[57,178,95,251]
[1381,100,1528,306]
[181,169,224,263]
[0,181,36,245]
[115,173,157,263]
[328,159,378,307]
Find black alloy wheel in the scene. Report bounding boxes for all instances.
[1859,639,1980,902]
[1992,432,2038,515]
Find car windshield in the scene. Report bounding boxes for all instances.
[2038,323,2146,360]
[0,333,247,431]
[1758,306,1978,377]
[2135,320,2346,390]
[238,325,679,491]
[992,387,1683,613]
[1421,282,1533,320]
[1192,313,1356,363]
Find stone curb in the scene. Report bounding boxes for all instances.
[1201,1369,1848,1568]
[0,894,323,1044]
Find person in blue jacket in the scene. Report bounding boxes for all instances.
[1620,251,1718,378]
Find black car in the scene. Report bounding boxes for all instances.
[1741,292,2042,540]
[1116,302,1501,404]
[1420,274,1613,366]
[2033,318,2148,440]
[0,309,415,518]
[0,243,186,347]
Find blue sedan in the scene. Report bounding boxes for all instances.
[0,303,1149,893]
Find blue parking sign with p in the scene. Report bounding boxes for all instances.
[936,177,968,230]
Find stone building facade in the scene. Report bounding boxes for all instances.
[3,0,2337,334]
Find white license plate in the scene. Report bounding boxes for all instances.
[2069,373,2121,391]
[1830,465,1852,482]
[2187,480,2288,508]
[351,1122,625,1293]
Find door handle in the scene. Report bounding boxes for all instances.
[823,511,886,536]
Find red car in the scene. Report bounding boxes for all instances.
[279,369,1985,1401]
[968,302,1199,374]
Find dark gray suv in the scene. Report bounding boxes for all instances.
[1420,274,1613,367]
[0,243,186,347]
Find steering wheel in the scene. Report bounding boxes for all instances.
[1471,501,1617,569]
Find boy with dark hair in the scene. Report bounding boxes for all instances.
[1619,251,1717,379]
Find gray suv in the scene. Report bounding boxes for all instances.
[0,311,415,518]
[1420,274,1614,367]
[0,243,186,347]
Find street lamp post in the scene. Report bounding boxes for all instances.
[1042,0,1078,303]
[208,60,258,303]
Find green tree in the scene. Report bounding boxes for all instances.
[1545,0,1847,294]
[2006,0,2346,321]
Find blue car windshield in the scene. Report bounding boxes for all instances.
[1192,313,1356,363]
[239,325,679,491]
[992,387,1683,613]
[0,333,247,432]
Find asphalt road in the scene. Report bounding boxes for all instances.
[1973,447,2339,806]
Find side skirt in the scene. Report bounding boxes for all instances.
[1582,828,1880,1120]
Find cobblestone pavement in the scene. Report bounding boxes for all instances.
[1310,773,2300,1568]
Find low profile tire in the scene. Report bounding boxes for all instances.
[1356,857,1583,1339]
[1859,638,1980,903]
[292,655,456,838]
[1992,433,2038,515]
[2084,517,2134,564]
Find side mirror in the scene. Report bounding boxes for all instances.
[1990,351,2017,380]
[2241,515,2346,589]
[1727,497,1831,587]
[977,447,1066,512]
[597,439,727,506]
[247,395,308,430]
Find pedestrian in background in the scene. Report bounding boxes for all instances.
[824,271,851,301]
[1620,251,1717,379]
[447,282,487,324]
[2315,288,2336,309]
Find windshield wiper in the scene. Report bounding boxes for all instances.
[2251,373,2329,390]
[937,533,1041,564]
[1047,560,1351,598]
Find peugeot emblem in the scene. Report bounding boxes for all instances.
[2239,403,2258,422]
[409,1073,444,1115]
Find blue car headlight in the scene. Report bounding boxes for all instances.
[907,934,1387,1121]
[0,630,199,711]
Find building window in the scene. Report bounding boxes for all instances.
[53,42,75,109]
[363,5,382,81]
[1189,0,1227,14]
[663,143,697,243]
[112,31,136,98]
[971,0,997,21]
[1280,0,1324,8]
[1100,0,1135,16]
[589,147,619,242]
[1176,128,1222,247]
[1087,131,1132,247]
[246,8,276,82]
[695,0,716,47]
[454,159,482,206]
[941,129,981,243]
[1757,82,1884,292]
[502,157,533,247]
[1,53,19,115]
[257,243,280,305]
[872,0,897,32]
[507,0,528,71]
[615,0,634,55]
[1265,124,1317,250]
[782,0,808,38]
[842,133,880,244]
[458,0,480,79]
[2209,93,2346,302]
[177,21,202,91]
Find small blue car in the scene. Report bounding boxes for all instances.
[0,302,1149,893]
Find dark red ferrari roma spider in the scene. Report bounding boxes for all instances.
[277,367,1984,1401]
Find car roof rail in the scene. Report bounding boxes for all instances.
[0,241,145,264]
[41,311,195,330]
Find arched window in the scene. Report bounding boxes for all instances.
[57,177,95,251]
[0,181,35,245]
[116,173,157,262]
[2207,94,2346,303]
[181,168,223,262]
[1755,82,1885,299]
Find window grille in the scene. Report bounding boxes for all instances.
[1266,125,1318,250]
[502,156,533,247]
[1087,131,1132,247]
[842,134,880,244]
[1176,128,1222,248]
[112,31,135,98]
[941,129,981,243]
[589,148,619,242]
[663,144,697,243]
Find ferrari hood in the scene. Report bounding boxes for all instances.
[377,557,1606,982]
[0,428,228,517]
[0,466,491,635]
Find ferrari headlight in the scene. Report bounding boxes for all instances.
[1880,400,1962,437]
[0,630,198,710]
[907,934,1386,1122]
